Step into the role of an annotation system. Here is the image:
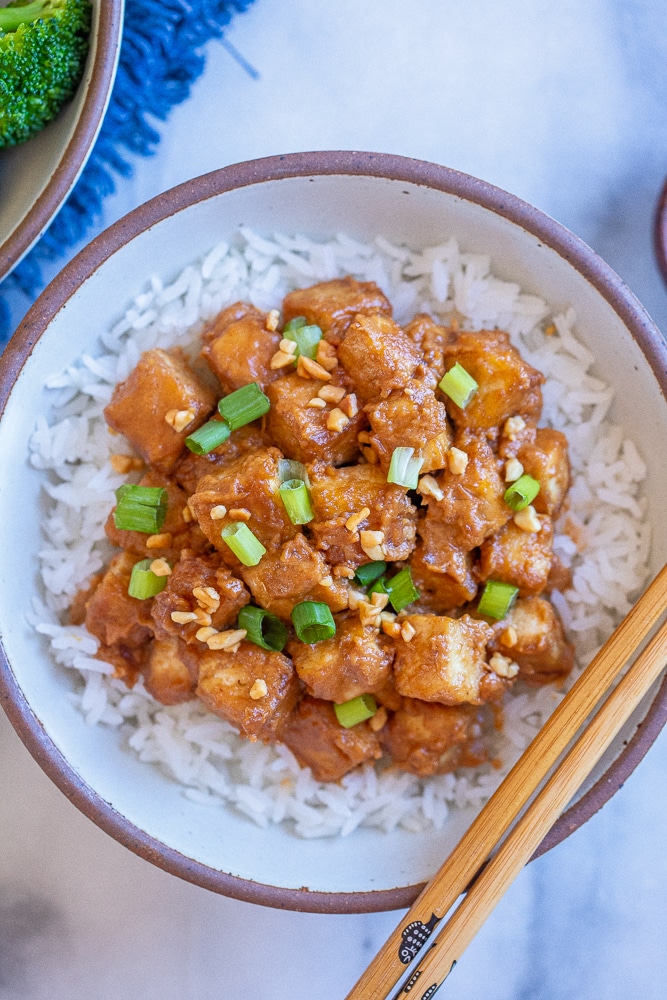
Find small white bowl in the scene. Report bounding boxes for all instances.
[0,0,124,281]
[1,152,666,912]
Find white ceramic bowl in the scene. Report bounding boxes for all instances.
[1,152,667,913]
[0,0,124,281]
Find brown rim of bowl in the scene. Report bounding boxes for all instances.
[653,174,667,288]
[0,0,125,281]
[2,151,667,914]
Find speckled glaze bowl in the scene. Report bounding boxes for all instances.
[0,0,125,282]
[1,152,667,913]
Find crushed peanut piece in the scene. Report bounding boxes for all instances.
[345,507,371,533]
[380,610,396,623]
[370,591,389,610]
[447,447,468,475]
[368,705,388,732]
[193,586,220,611]
[514,505,541,532]
[297,355,332,381]
[357,431,372,445]
[316,339,338,371]
[318,575,334,589]
[317,384,346,404]
[149,558,172,577]
[164,408,196,433]
[417,474,444,501]
[206,628,247,651]
[500,625,518,648]
[358,600,382,627]
[109,453,144,474]
[307,397,327,409]
[326,407,350,432]
[333,565,355,579]
[196,626,219,643]
[193,608,213,627]
[339,393,358,418]
[400,621,416,643]
[382,619,402,639]
[360,529,385,561]
[504,415,527,439]
[146,532,173,549]
[504,458,524,482]
[270,349,297,370]
[489,652,520,679]
[249,678,269,700]
[229,508,251,521]
[182,504,193,523]
[170,611,198,624]
[266,308,280,332]
[279,337,297,354]
[210,504,227,520]
[347,588,367,611]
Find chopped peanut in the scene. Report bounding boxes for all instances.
[145,532,173,549]
[318,575,334,589]
[358,600,382,627]
[307,397,327,409]
[500,625,518,648]
[447,447,468,475]
[170,610,198,624]
[504,415,527,439]
[266,309,280,332]
[164,408,196,433]
[206,628,247,651]
[339,393,358,418]
[149,558,172,577]
[229,507,251,522]
[400,621,416,642]
[270,349,297,370]
[357,431,372,445]
[345,507,371,533]
[193,586,220,611]
[382,619,402,639]
[488,652,519,679]
[417,475,444,501]
[196,626,218,643]
[333,565,355,579]
[110,454,144,474]
[370,591,389,610]
[360,529,385,561]
[504,458,524,482]
[182,504,193,523]
[249,678,269,700]
[210,504,227,520]
[317,384,346,404]
[326,407,350,432]
[297,355,332,381]
[368,705,388,732]
[279,338,297,355]
[316,339,338,371]
[514,505,541,532]
[193,608,213,626]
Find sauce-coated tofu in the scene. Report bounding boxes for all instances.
[479,515,553,597]
[282,277,392,345]
[308,462,417,568]
[85,551,154,648]
[517,428,570,517]
[489,597,574,684]
[281,696,382,782]
[173,423,268,495]
[104,348,217,473]
[338,314,422,402]
[196,643,300,740]
[288,614,394,703]
[241,533,348,620]
[201,302,281,393]
[441,330,544,431]
[409,540,478,610]
[105,470,207,560]
[404,313,456,380]
[266,372,366,465]
[143,636,198,705]
[393,614,493,705]
[365,381,451,474]
[151,554,249,643]
[381,699,487,777]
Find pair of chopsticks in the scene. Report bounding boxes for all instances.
[345,563,667,1000]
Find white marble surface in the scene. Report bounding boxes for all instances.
[3,1,667,997]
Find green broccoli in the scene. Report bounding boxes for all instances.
[0,0,93,148]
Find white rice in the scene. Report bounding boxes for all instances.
[28,229,651,838]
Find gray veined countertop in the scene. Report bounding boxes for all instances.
[3,1,667,997]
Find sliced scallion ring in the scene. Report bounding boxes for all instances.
[238,606,288,652]
[278,458,309,486]
[282,316,307,333]
[278,478,314,525]
[185,418,231,455]
[385,566,420,613]
[504,474,540,512]
[334,694,377,728]
[283,318,322,359]
[128,559,168,599]
[291,601,336,644]
[221,522,266,566]
[477,580,519,620]
[113,485,168,534]
[439,362,478,409]
[218,382,270,431]
[354,561,387,588]
[387,446,424,490]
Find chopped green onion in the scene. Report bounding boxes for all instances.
[385,566,420,613]
[504,474,540,512]
[368,575,388,599]
[221,522,266,566]
[279,478,314,524]
[218,382,270,431]
[354,561,387,588]
[283,318,322,359]
[334,694,377,728]
[278,458,309,485]
[128,559,168,599]
[238,605,288,652]
[283,316,307,333]
[113,485,168,534]
[439,362,478,409]
[387,446,424,490]
[185,418,231,455]
[291,601,336,644]
[477,580,519,620]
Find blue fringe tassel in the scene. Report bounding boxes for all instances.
[0,0,255,344]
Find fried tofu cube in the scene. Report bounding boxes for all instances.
[365,381,451,474]
[403,313,456,380]
[337,314,422,403]
[441,330,544,431]
[393,614,493,705]
[201,302,282,393]
[489,597,574,684]
[479,515,553,597]
[281,696,382,782]
[196,643,300,740]
[151,554,249,644]
[409,539,478,610]
[188,447,297,565]
[143,636,198,705]
[288,614,394,703]
[85,551,154,648]
[240,533,349,620]
[172,423,268,495]
[308,462,417,568]
[517,428,570,517]
[282,277,392,345]
[265,372,366,465]
[104,348,217,473]
[381,699,487,777]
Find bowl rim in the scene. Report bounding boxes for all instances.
[2,150,667,913]
[0,0,125,282]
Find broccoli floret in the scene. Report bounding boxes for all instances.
[0,0,92,148]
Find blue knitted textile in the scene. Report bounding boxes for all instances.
[0,0,255,344]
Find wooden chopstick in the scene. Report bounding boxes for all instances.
[345,563,667,1000]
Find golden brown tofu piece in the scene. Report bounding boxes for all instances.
[105,470,207,560]
[143,636,198,705]
[441,330,544,431]
[517,428,570,517]
[381,699,488,777]
[241,533,348,621]
[410,539,478,610]
[479,515,553,598]
[188,447,297,566]
[489,597,574,684]
[201,302,282,393]
[308,462,418,568]
[196,643,300,741]
[365,381,451,474]
[337,313,422,403]
[281,696,382,782]
[394,614,493,705]
[420,433,511,551]
[85,551,154,648]
[288,614,394,703]
[104,349,217,473]
[172,423,268,495]
[151,554,249,644]
[404,314,456,380]
[94,641,147,688]
[265,372,366,465]
[282,277,392,346]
